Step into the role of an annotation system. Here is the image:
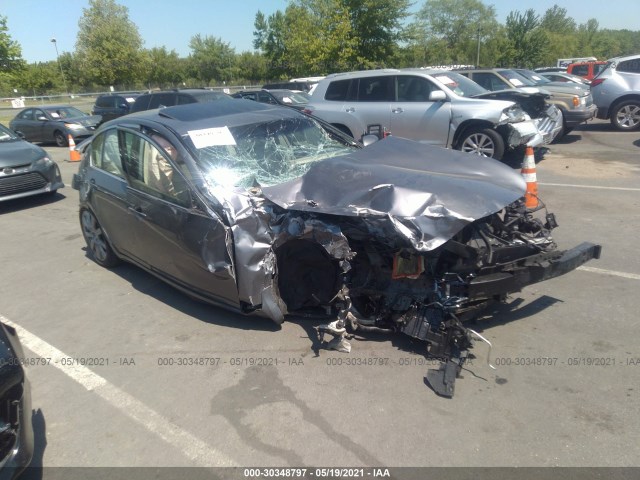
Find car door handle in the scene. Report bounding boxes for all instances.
[90,179,96,184]
[392,108,404,114]
[345,107,356,113]
[128,206,147,218]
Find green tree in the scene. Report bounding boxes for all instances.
[409,0,501,66]
[539,5,578,65]
[188,35,236,85]
[143,47,185,89]
[500,9,549,67]
[0,15,25,96]
[75,0,144,88]
[236,51,269,84]
[255,0,411,76]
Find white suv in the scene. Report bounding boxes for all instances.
[303,69,561,160]
[591,54,640,131]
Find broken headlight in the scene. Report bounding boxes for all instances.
[500,104,527,124]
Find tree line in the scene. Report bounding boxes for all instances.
[2,0,639,97]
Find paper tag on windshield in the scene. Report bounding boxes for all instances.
[188,127,236,148]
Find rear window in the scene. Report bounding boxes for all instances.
[617,58,640,74]
[188,91,231,102]
[570,65,589,76]
[148,93,177,109]
[96,96,114,108]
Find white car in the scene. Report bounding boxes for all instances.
[303,69,561,160]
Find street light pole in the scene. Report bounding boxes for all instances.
[476,26,481,67]
[50,38,69,96]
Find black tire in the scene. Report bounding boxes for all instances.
[458,127,505,160]
[80,209,120,268]
[54,130,68,147]
[610,100,640,131]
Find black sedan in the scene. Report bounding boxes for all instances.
[9,105,101,147]
[72,100,600,396]
[232,89,310,110]
[0,123,64,202]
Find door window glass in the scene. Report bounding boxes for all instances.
[396,76,433,101]
[357,76,394,101]
[91,129,124,177]
[120,131,190,206]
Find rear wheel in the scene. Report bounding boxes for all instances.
[458,127,505,160]
[610,100,640,131]
[80,209,120,267]
[54,130,68,147]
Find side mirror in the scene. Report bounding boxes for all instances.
[361,134,379,147]
[14,130,25,139]
[429,90,447,102]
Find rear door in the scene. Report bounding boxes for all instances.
[389,75,451,145]
[83,128,138,258]
[342,75,393,137]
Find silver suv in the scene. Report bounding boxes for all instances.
[591,54,640,131]
[304,69,559,160]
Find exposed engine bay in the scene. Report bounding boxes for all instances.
[272,199,601,397]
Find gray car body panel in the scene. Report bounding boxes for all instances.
[592,54,640,120]
[0,128,64,201]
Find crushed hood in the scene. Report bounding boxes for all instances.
[261,137,526,251]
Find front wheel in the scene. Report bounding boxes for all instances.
[80,209,120,268]
[54,130,68,147]
[610,100,640,131]
[458,127,505,160]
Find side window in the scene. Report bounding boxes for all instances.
[34,109,48,120]
[19,109,34,120]
[396,76,433,102]
[617,59,640,74]
[120,131,190,206]
[472,73,508,91]
[177,94,196,105]
[148,93,176,109]
[91,129,124,177]
[258,92,276,104]
[571,65,589,76]
[357,76,394,102]
[242,93,257,101]
[325,79,351,101]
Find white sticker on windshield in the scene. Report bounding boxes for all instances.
[509,78,524,86]
[436,75,456,85]
[188,127,236,148]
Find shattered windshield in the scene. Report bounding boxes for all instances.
[188,116,355,189]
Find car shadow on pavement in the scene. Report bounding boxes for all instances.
[20,409,47,480]
[84,253,282,333]
[465,295,563,333]
[0,192,65,214]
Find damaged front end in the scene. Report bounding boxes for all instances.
[258,137,600,397]
[476,88,563,146]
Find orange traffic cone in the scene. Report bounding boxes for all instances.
[68,134,81,162]
[521,146,538,209]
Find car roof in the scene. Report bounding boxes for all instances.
[109,99,302,135]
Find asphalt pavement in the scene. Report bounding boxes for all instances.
[1,119,639,474]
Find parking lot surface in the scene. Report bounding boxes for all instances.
[1,119,639,470]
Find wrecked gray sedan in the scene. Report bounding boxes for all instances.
[72,100,601,396]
